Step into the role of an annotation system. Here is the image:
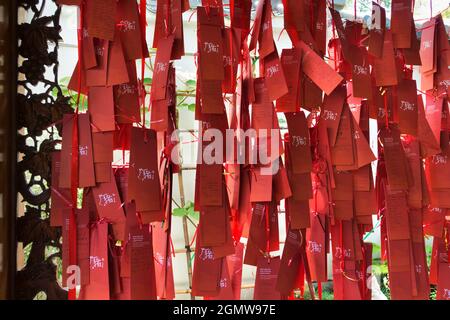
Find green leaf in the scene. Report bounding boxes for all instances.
[143,77,152,85]
[187,103,196,112]
[172,208,187,217]
[185,79,196,87]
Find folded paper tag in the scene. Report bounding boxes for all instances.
[86,0,117,41]
[128,128,162,212]
[253,256,282,300]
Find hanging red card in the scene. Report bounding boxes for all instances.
[285,111,312,174]
[231,0,252,32]
[78,113,96,187]
[191,235,222,297]
[263,48,289,102]
[50,152,71,227]
[350,47,372,99]
[151,35,174,101]
[298,40,343,95]
[62,208,90,287]
[85,38,109,87]
[79,222,110,300]
[129,224,157,300]
[92,169,126,241]
[88,86,115,132]
[152,223,175,300]
[397,79,419,136]
[373,31,399,86]
[253,256,282,300]
[128,128,162,212]
[258,1,275,59]
[380,126,411,190]
[419,18,436,74]
[107,34,130,86]
[116,0,149,61]
[197,164,223,207]
[390,0,413,48]
[198,7,224,81]
[114,61,141,124]
[276,229,303,295]
[321,85,346,146]
[86,0,117,41]
[437,263,450,300]
[276,48,301,113]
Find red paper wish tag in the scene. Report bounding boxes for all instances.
[152,223,175,300]
[258,0,275,59]
[92,132,113,164]
[397,79,419,136]
[78,114,96,187]
[205,258,235,300]
[298,40,344,95]
[276,229,303,295]
[380,126,411,191]
[226,242,244,299]
[116,0,149,61]
[62,208,90,287]
[437,263,450,300]
[50,152,71,227]
[426,152,450,190]
[85,38,109,87]
[95,163,111,183]
[151,35,174,101]
[390,0,413,48]
[351,111,377,169]
[92,170,126,241]
[419,18,436,75]
[251,78,274,132]
[285,111,312,174]
[306,212,328,283]
[423,207,446,237]
[199,79,225,115]
[403,22,422,66]
[114,61,141,124]
[331,106,356,168]
[350,47,372,99]
[199,206,227,247]
[373,31,399,86]
[107,34,130,86]
[263,49,289,102]
[231,0,252,32]
[79,222,110,300]
[86,0,117,41]
[59,114,96,188]
[425,96,443,146]
[221,27,240,94]
[249,166,273,203]
[81,28,97,70]
[198,7,224,81]
[88,86,115,132]
[385,187,411,241]
[128,128,161,212]
[197,164,223,207]
[129,224,157,300]
[244,203,270,265]
[321,85,346,146]
[191,235,222,297]
[253,256,282,300]
[402,139,423,208]
[276,48,301,112]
